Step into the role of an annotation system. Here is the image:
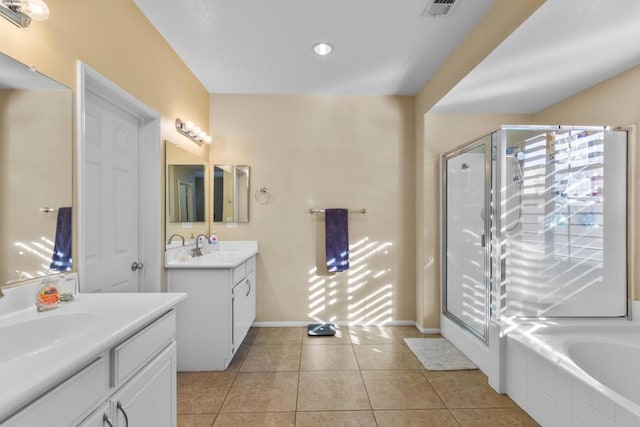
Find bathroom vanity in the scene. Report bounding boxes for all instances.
[165,241,258,371]
[0,286,186,426]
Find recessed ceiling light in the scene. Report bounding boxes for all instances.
[313,42,333,56]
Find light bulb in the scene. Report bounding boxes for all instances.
[185,121,194,132]
[313,42,333,56]
[204,135,213,144]
[193,127,201,136]
[21,0,49,21]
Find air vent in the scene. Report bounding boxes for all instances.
[422,0,458,17]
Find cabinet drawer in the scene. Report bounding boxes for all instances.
[112,310,175,387]
[232,262,246,285]
[245,256,256,274]
[5,357,108,427]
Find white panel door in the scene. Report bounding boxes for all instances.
[82,91,140,293]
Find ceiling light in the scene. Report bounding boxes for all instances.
[0,0,49,27]
[313,42,333,56]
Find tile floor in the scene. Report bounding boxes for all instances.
[177,326,539,426]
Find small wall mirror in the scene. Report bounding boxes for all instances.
[0,51,73,287]
[165,141,209,241]
[167,165,206,223]
[213,165,250,223]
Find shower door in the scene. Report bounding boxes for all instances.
[441,136,492,342]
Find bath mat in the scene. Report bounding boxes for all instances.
[404,338,477,371]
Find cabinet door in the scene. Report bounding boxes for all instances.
[232,272,255,350]
[111,342,177,427]
[78,403,110,427]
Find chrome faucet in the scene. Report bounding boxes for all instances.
[166,233,185,246]
[191,233,210,257]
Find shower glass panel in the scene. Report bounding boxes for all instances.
[442,136,492,341]
[498,126,627,318]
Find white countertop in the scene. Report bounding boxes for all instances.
[0,292,186,422]
[165,240,258,269]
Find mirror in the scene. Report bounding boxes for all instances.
[213,165,250,223]
[165,141,209,241]
[0,52,73,286]
[167,165,206,223]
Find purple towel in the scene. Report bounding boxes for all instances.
[325,208,349,272]
[50,207,72,271]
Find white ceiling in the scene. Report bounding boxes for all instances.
[132,0,494,95]
[433,0,640,114]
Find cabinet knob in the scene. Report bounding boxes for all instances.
[131,261,144,272]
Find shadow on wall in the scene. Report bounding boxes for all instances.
[309,218,393,325]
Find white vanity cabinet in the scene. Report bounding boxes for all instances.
[3,310,178,427]
[81,342,176,427]
[167,254,257,371]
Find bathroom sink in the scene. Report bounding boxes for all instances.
[0,312,101,363]
[166,250,250,268]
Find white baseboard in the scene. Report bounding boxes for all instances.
[414,322,441,334]
[252,320,418,328]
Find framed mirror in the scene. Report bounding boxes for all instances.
[213,165,250,223]
[0,51,73,287]
[165,141,209,241]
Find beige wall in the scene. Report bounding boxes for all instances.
[414,0,545,329]
[533,64,640,300]
[210,94,416,323]
[0,0,210,289]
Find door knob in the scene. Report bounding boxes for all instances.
[131,261,144,271]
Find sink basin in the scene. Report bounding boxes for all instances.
[166,250,251,268]
[0,312,101,362]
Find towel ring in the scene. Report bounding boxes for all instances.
[255,187,271,204]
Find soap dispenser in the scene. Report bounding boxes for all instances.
[210,232,220,251]
[35,276,60,311]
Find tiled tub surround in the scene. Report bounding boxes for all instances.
[506,321,640,427]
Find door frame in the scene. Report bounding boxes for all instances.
[76,61,161,292]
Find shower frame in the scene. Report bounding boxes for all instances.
[440,135,493,344]
[441,125,631,342]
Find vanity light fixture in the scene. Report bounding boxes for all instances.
[175,118,212,145]
[0,0,49,27]
[313,42,333,56]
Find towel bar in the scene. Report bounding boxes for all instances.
[309,209,366,214]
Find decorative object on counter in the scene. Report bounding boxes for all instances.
[58,274,77,302]
[175,118,212,145]
[254,187,271,204]
[0,0,49,27]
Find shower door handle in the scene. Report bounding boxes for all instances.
[481,234,486,248]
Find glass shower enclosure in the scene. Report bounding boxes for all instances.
[442,126,628,344]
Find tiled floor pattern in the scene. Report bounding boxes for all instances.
[178,326,538,426]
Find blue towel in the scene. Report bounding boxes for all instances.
[50,207,72,271]
[325,208,349,272]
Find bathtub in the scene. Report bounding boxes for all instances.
[505,321,640,427]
